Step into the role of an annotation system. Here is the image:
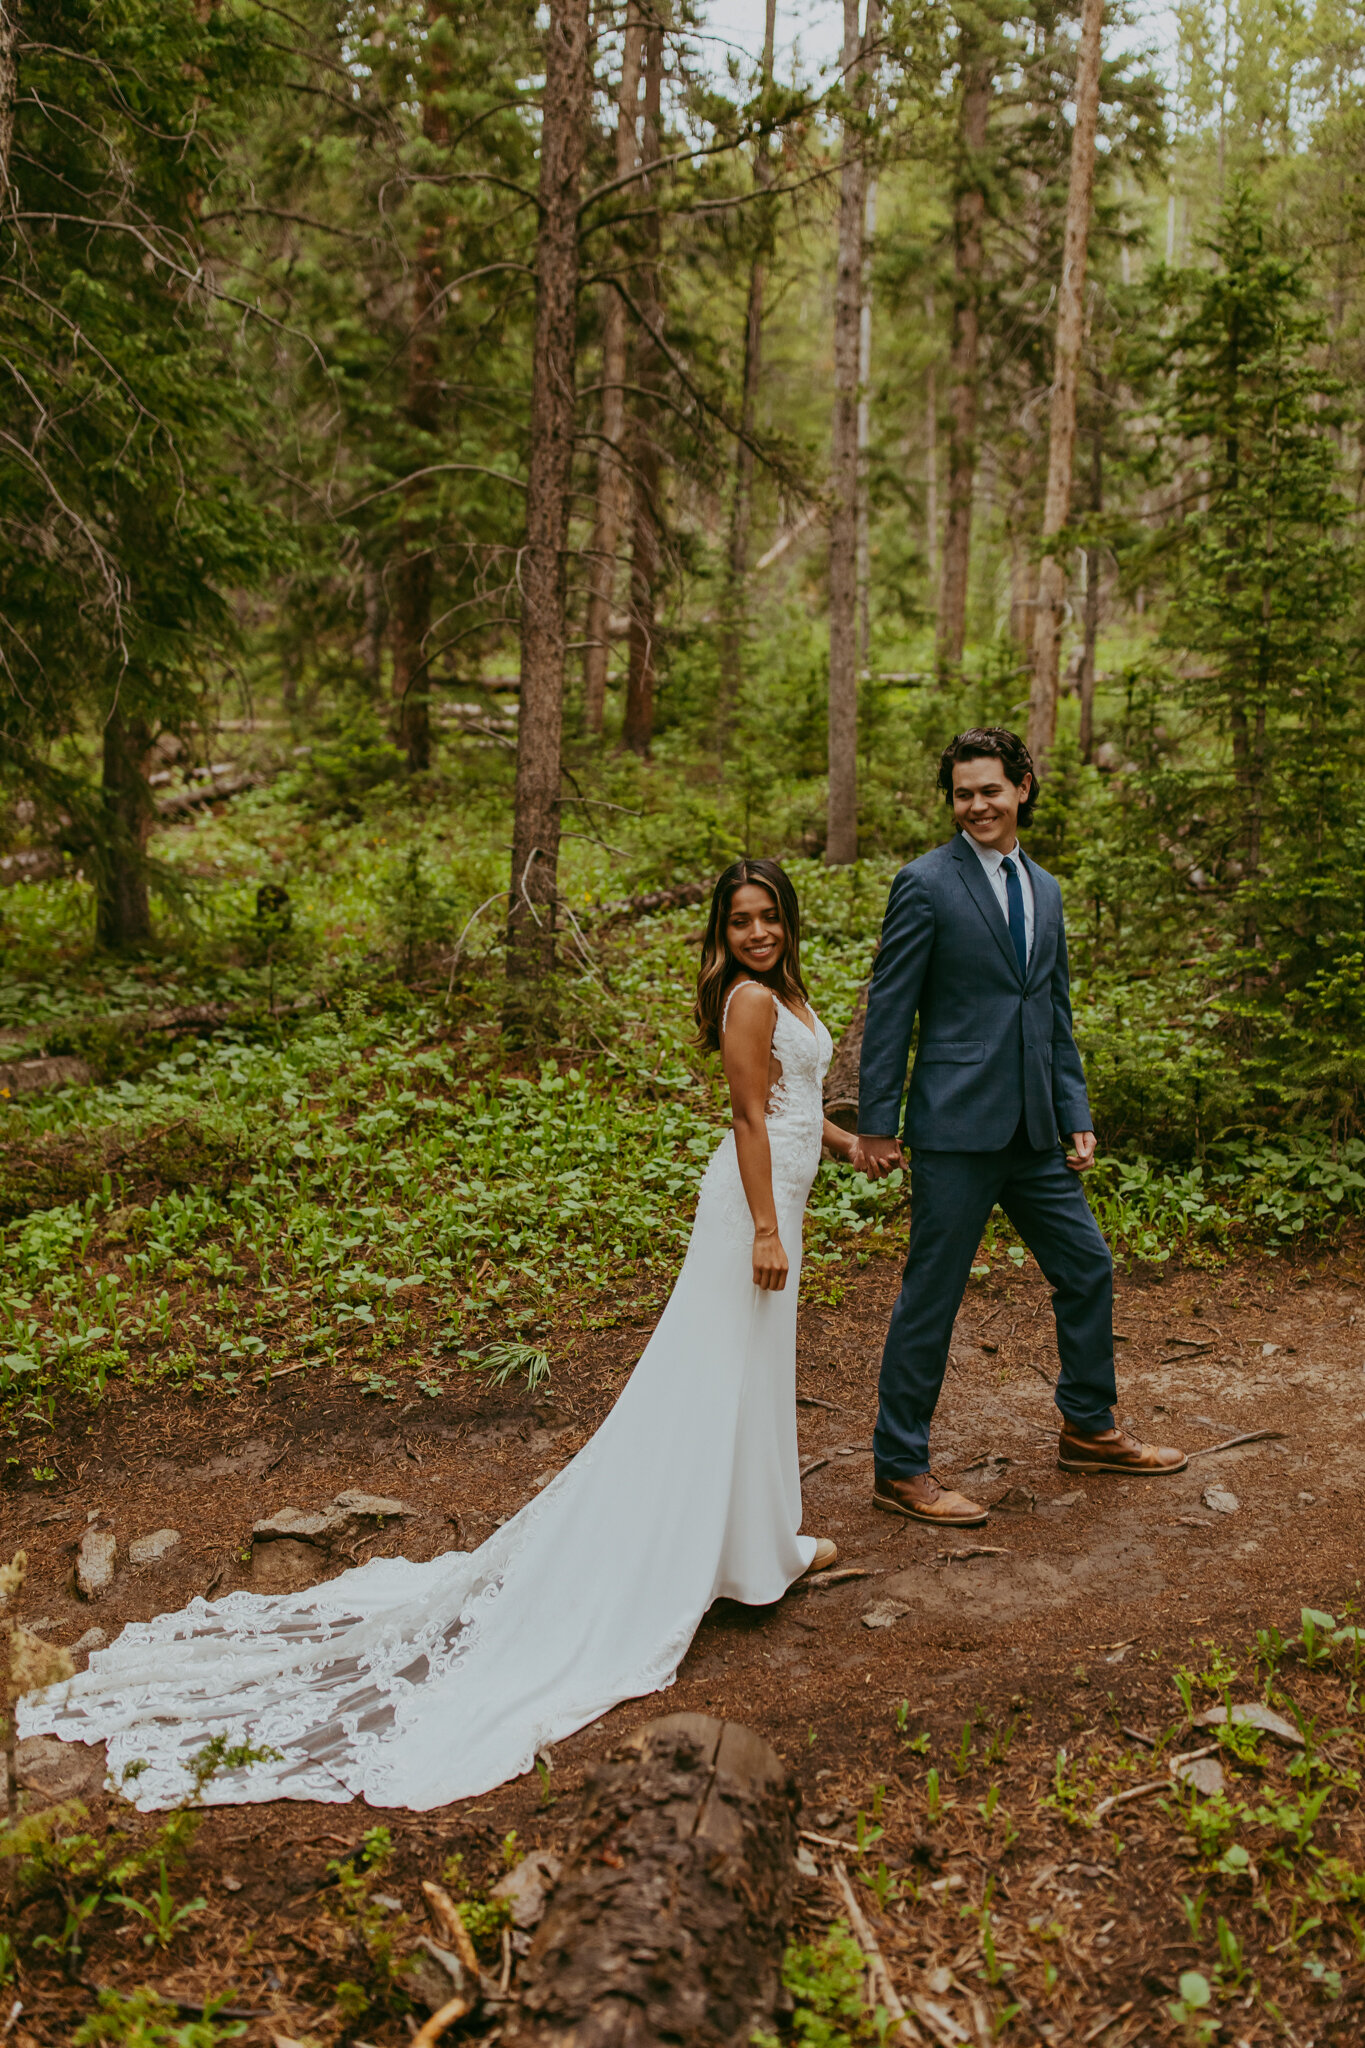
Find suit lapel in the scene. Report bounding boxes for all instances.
[1020,851,1054,988]
[950,837,1023,986]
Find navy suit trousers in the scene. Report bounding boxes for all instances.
[873,1127,1117,1478]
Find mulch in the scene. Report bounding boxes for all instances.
[4,1242,1364,2043]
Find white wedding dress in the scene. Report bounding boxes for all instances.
[21,990,833,1811]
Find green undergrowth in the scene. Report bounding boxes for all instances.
[4,793,1365,1433]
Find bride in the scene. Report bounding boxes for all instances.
[21,858,858,1811]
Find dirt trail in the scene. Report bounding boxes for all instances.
[5,1247,1364,2043]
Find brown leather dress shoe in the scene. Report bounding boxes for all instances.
[1057,1423,1187,1476]
[873,1472,988,1527]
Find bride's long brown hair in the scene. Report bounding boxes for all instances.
[694,859,808,1051]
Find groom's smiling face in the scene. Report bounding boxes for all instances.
[951,755,1031,852]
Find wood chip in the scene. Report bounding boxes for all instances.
[797,1396,841,1409]
[800,1457,830,1480]
[1081,2002,1134,2044]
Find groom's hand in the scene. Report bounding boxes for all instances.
[852,1134,904,1180]
[1066,1131,1097,1173]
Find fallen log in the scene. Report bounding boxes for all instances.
[591,881,708,928]
[504,1712,798,2048]
[822,971,874,1134]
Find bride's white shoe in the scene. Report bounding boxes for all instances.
[802,1538,839,1575]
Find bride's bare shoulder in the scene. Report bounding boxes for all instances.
[721,979,777,1036]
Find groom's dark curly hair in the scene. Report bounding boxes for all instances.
[937,728,1040,827]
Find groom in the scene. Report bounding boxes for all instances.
[852,728,1185,1527]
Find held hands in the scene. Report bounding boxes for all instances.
[1066,1131,1097,1173]
[850,1134,905,1181]
[752,1226,789,1291]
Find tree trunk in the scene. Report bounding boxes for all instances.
[1078,425,1102,762]
[717,0,778,766]
[391,549,434,768]
[504,1714,797,2048]
[506,0,592,1008]
[936,37,992,672]
[827,0,878,867]
[96,703,154,951]
[390,4,453,774]
[621,17,663,759]
[358,561,386,690]
[855,169,877,671]
[922,288,938,590]
[0,0,18,207]
[1026,0,1104,766]
[582,10,644,737]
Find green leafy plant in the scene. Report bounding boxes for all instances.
[1300,1609,1337,1669]
[464,1341,551,1394]
[753,1923,894,2048]
[72,1987,247,2046]
[1167,1968,1216,2043]
[110,1856,207,1951]
[323,1824,413,2022]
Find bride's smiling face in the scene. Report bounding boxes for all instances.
[726,883,786,977]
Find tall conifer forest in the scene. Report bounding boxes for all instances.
[4,4,1365,2043]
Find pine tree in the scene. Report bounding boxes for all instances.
[0,0,280,948]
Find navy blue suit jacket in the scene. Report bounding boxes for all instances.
[857,834,1092,1151]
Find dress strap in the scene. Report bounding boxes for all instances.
[721,978,779,1035]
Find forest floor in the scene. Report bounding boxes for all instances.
[6,1240,1365,2047]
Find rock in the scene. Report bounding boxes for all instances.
[1297,1491,1316,1504]
[10,1733,107,1811]
[993,1485,1036,1513]
[491,1852,562,1930]
[404,1936,472,2016]
[330,1489,415,1522]
[71,1627,108,1657]
[861,1600,910,1630]
[251,1506,338,1547]
[1201,1486,1239,1515]
[128,1528,180,1566]
[795,1844,819,1879]
[252,1491,416,1555]
[75,1524,117,1600]
[1172,1755,1226,1796]
[0,1055,90,1098]
[1193,1702,1304,1749]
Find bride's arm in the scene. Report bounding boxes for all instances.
[722,984,789,1292]
[822,1117,857,1163]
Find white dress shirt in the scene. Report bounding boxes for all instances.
[964,833,1034,965]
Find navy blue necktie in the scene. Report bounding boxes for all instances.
[1001,856,1028,979]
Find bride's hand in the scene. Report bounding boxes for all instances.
[752,1226,788,1291]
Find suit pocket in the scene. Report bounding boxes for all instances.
[917,1040,984,1064]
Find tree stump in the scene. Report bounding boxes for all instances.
[504,1713,798,2048]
